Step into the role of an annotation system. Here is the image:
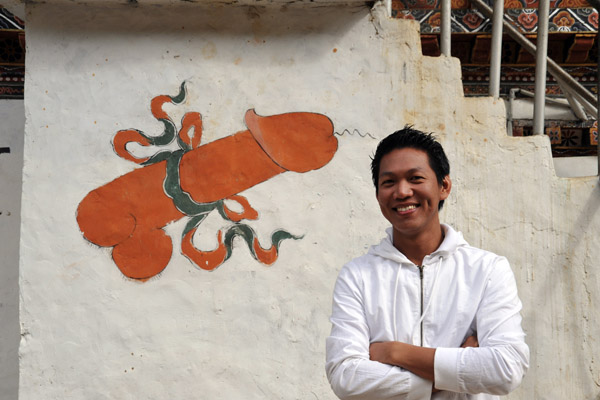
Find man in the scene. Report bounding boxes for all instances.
[325,127,529,399]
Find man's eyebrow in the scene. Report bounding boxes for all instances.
[378,171,396,180]
[378,167,425,177]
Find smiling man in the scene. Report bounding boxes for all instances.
[325,127,529,399]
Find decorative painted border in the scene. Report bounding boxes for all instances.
[394,0,596,10]
[395,7,598,32]
[512,119,597,157]
[461,65,598,95]
[0,66,24,99]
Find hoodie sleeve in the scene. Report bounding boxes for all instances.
[433,257,530,395]
[326,264,433,400]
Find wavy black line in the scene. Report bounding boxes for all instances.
[334,129,375,139]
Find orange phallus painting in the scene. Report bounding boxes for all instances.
[77,82,338,281]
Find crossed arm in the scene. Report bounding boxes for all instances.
[369,335,479,384]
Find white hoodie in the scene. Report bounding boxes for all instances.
[326,224,529,400]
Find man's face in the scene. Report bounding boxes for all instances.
[376,148,451,239]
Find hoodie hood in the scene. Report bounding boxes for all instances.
[367,224,469,264]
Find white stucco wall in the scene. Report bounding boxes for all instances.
[0,99,23,400]
[553,156,598,178]
[19,2,600,399]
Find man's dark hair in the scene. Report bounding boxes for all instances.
[371,125,450,210]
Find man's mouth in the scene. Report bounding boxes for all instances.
[394,204,419,212]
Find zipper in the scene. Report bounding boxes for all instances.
[418,265,424,346]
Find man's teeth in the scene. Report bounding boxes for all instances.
[397,205,417,212]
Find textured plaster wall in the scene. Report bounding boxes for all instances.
[19,2,600,400]
[554,156,598,178]
[0,99,23,400]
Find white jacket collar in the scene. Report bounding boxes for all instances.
[368,224,468,265]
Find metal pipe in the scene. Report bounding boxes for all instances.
[514,87,571,106]
[556,78,588,120]
[574,91,599,119]
[511,89,569,106]
[508,88,517,136]
[440,0,451,56]
[533,0,550,135]
[385,0,392,17]
[470,0,597,108]
[518,80,596,117]
[489,0,504,98]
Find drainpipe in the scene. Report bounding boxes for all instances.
[441,0,451,56]
[489,0,504,98]
[533,0,550,135]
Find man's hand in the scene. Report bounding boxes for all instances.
[369,341,401,366]
[461,335,479,348]
[369,341,436,382]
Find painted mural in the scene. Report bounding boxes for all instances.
[76,83,338,281]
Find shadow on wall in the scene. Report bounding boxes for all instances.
[0,99,24,400]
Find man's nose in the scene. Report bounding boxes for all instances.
[394,180,412,198]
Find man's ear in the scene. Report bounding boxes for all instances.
[440,175,451,200]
